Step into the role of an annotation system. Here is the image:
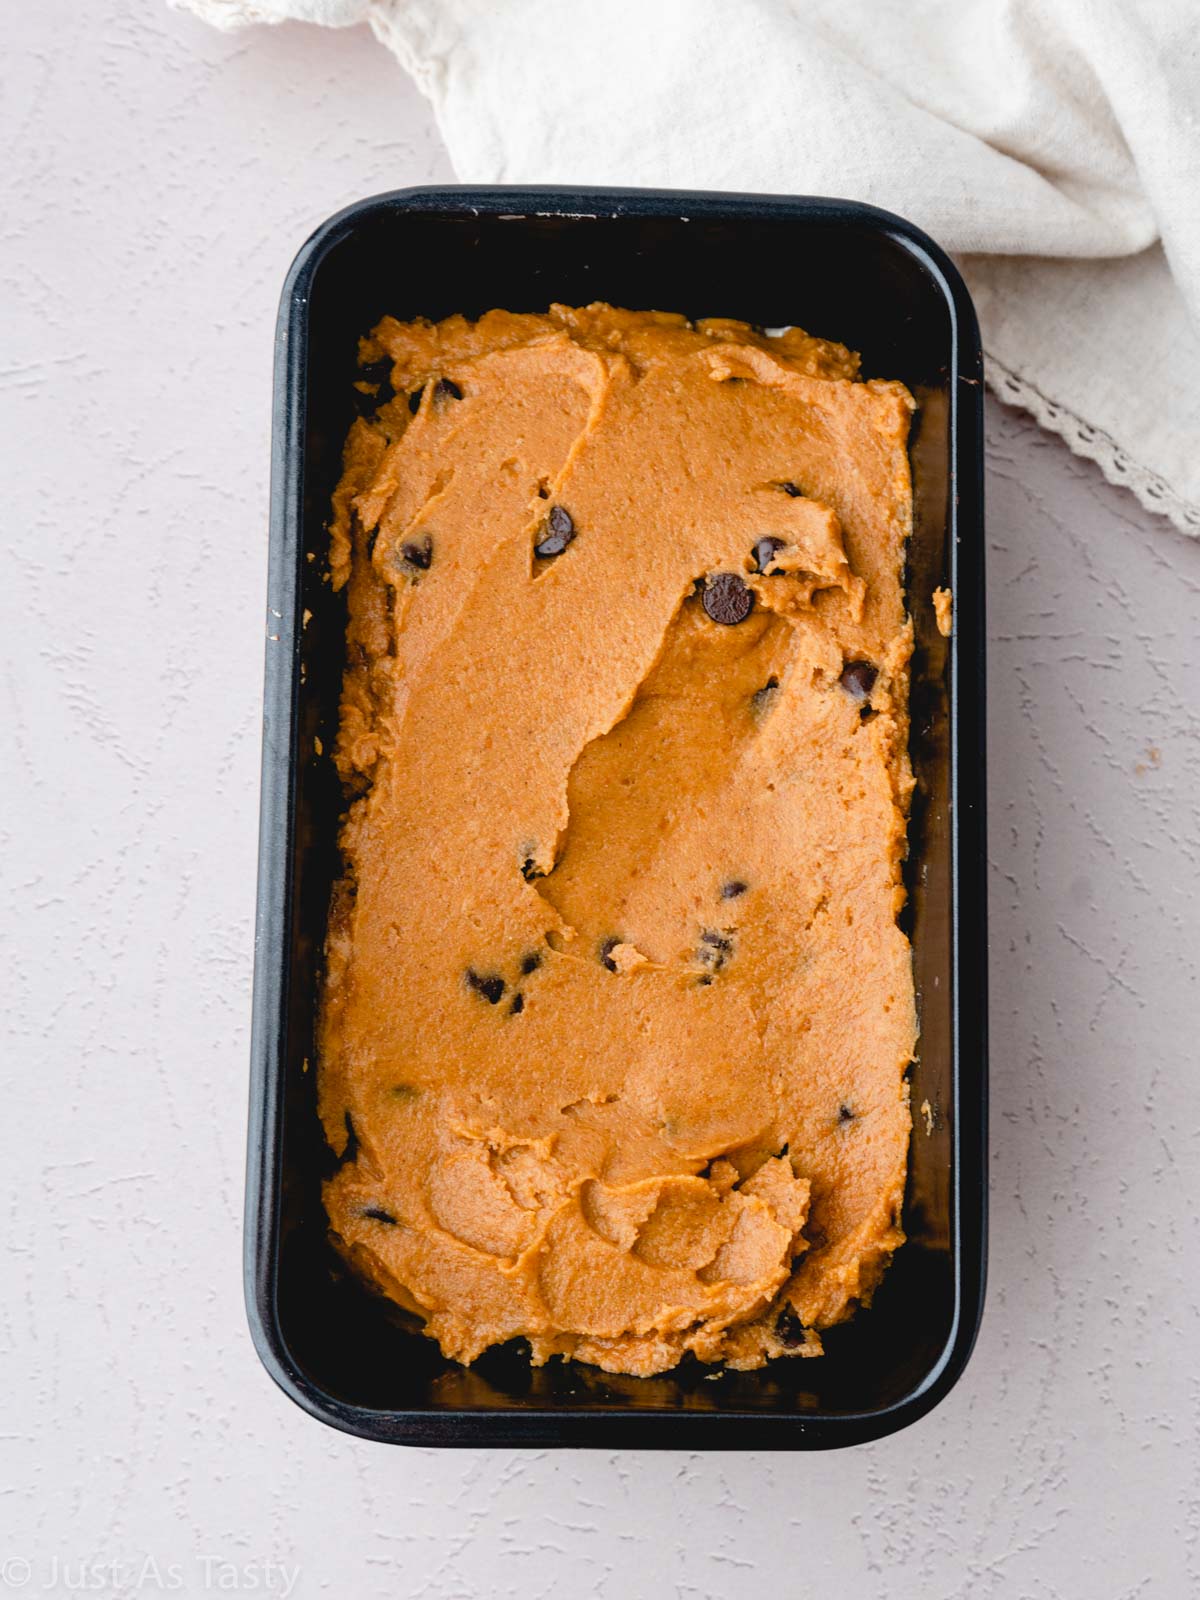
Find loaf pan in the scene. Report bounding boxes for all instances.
[248,186,987,1448]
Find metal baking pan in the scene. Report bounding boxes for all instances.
[248,186,987,1448]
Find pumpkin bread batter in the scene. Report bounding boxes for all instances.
[319,304,916,1376]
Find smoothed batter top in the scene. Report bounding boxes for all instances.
[320,304,916,1377]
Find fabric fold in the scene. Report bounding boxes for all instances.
[174,0,1200,535]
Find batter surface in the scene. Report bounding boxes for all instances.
[319,304,917,1376]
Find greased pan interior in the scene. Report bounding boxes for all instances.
[247,187,987,1449]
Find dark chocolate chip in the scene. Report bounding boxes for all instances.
[702,572,754,626]
[838,1103,857,1123]
[599,936,620,972]
[466,969,506,1005]
[361,1206,398,1226]
[776,1309,806,1348]
[838,661,878,700]
[408,387,424,414]
[434,376,463,402]
[520,857,544,882]
[721,879,748,900]
[777,481,803,497]
[509,993,525,1015]
[520,951,542,976]
[753,536,786,574]
[400,535,433,570]
[696,975,713,987]
[697,929,733,973]
[534,505,575,559]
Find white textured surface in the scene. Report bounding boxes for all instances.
[4,5,1199,1595]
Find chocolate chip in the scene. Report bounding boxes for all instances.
[838,661,878,700]
[408,387,424,414]
[753,536,786,574]
[400,535,433,570]
[361,1206,398,1226]
[838,1103,857,1123]
[534,505,575,559]
[520,951,542,976]
[466,969,506,1005]
[777,481,803,497]
[721,880,748,900]
[434,377,463,402]
[509,993,525,1015]
[776,1309,806,1347]
[697,930,733,973]
[599,936,620,972]
[702,572,754,626]
[520,857,544,882]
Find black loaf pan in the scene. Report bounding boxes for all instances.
[248,186,987,1449]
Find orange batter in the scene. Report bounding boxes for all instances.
[319,304,916,1376]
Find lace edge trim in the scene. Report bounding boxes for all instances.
[986,356,1199,538]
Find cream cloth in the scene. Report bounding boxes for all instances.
[177,0,1200,535]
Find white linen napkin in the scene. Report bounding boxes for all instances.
[177,0,1200,535]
